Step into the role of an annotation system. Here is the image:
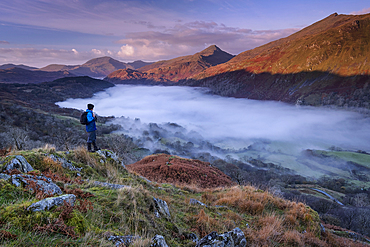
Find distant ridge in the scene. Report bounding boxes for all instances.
[0,64,38,70]
[38,56,153,78]
[105,45,234,83]
[0,67,75,84]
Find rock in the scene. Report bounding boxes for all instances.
[11,174,63,195]
[0,173,11,181]
[153,197,171,219]
[182,232,198,243]
[190,198,207,207]
[108,235,140,246]
[4,155,34,173]
[150,235,169,247]
[27,194,76,212]
[93,181,129,190]
[196,227,247,247]
[48,154,82,172]
[96,150,119,162]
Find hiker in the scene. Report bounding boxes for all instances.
[86,103,100,152]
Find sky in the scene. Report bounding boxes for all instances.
[0,0,369,68]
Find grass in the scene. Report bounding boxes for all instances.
[0,147,368,246]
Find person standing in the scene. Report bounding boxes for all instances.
[86,103,100,152]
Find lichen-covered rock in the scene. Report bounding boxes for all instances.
[108,235,140,246]
[4,155,34,173]
[196,227,247,247]
[27,194,76,212]
[11,174,62,195]
[96,150,119,162]
[153,197,171,219]
[150,235,169,247]
[48,154,82,172]
[190,198,207,207]
[0,173,11,181]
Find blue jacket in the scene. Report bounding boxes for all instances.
[86,109,97,132]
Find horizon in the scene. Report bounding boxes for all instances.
[0,1,369,67]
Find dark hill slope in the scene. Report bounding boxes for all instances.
[105,45,234,83]
[0,67,75,84]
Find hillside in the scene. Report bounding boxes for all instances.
[0,67,75,84]
[1,148,368,246]
[183,13,370,107]
[38,57,153,78]
[105,45,234,84]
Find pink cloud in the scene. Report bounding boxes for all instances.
[350,7,370,15]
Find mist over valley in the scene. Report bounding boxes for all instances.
[57,84,370,179]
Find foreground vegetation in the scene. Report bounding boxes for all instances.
[0,147,369,246]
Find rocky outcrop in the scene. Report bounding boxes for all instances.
[27,194,76,212]
[150,235,169,247]
[153,197,171,219]
[196,227,247,247]
[3,155,34,173]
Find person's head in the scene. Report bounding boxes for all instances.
[87,104,94,110]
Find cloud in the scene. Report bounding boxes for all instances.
[0,0,179,35]
[350,7,370,15]
[115,21,299,60]
[0,40,10,44]
[0,47,116,67]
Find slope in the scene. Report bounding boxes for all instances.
[105,45,234,83]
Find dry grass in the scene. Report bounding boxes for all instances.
[41,156,64,173]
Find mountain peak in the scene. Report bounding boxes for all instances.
[199,45,222,56]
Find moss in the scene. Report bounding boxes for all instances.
[0,181,28,203]
[65,210,87,235]
[0,201,58,231]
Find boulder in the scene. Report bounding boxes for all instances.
[27,194,76,212]
[11,174,63,195]
[150,235,169,247]
[4,155,34,173]
[196,227,247,247]
[153,197,171,219]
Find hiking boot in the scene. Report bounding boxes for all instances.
[92,142,100,152]
[87,143,94,152]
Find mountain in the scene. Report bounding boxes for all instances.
[0,64,38,70]
[184,13,370,107]
[105,45,234,83]
[106,13,370,108]
[0,67,75,84]
[38,57,153,78]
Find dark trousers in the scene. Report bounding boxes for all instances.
[87,131,96,143]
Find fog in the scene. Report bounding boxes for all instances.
[57,85,370,153]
